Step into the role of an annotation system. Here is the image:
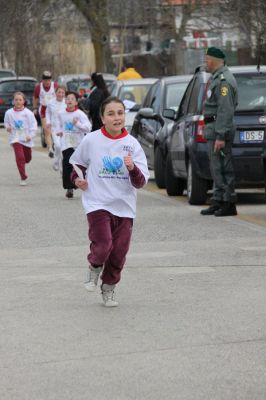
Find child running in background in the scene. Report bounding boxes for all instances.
[4,92,37,186]
[69,96,149,307]
[46,85,67,172]
[57,91,91,198]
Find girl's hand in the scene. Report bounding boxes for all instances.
[73,118,79,125]
[26,135,31,142]
[75,178,88,191]
[56,132,63,137]
[46,123,51,129]
[124,152,134,171]
[6,127,12,133]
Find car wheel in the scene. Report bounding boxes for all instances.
[154,147,166,188]
[40,127,47,148]
[187,160,208,204]
[165,154,186,196]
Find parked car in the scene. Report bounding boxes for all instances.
[0,69,16,78]
[110,78,158,133]
[55,73,116,95]
[166,65,266,204]
[131,75,191,188]
[55,74,91,96]
[0,76,38,122]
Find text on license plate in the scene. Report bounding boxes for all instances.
[239,130,264,142]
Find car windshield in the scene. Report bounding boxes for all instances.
[119,84,152,108]
[0,71,15,78]
[165,82,189,111]
[67,79,91,95]
[0,80,36,92]
[235,74,266,110]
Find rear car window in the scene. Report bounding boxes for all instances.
[0,71,15,78]
[119,84,152,105]
[67,79,91,94]
[235,73,266,110]
[165,82,189,111]
[0,80,36,92]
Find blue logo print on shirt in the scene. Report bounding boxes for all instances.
[14,120,24,129]
[64,121,74,131]
[102,156,123,173]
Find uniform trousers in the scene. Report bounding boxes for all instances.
[208,140,236,203]
[87,210,133,285]
[12,142,32,180]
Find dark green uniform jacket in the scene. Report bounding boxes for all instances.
[204,65,238,141]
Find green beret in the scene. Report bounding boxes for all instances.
[206,47,225,59]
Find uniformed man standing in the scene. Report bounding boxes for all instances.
[201,47,238,217]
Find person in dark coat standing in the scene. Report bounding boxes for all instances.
[85,73,109,131]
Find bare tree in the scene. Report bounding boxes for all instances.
[72,0,111,72]
[0,0,50,74]
[218,0,266,64]
[2,0,265,78]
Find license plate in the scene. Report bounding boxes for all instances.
[239,130,264,142]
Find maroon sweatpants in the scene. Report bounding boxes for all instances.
[12,143,32,180]
[87,210,133,285]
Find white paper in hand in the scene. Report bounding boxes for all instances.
[123,100,136,113]
[73,164,84,180]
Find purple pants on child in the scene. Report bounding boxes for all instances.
[87,209,133,285]
[12,143,32,180]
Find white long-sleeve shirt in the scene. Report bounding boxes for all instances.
[57,108,91,151]
[46,99,66,134]
[69,128,149,218]
[4,107,37,147]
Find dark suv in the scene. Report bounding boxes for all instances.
[166,65,266,204]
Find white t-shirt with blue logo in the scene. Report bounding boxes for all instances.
[70,129,149,218]
[58,108,91,151]
[4,107,37,147]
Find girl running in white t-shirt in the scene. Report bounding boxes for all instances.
[70,96,149,307]
[57,91,91,198]
[4,92,37,185]
[46,85,67,171]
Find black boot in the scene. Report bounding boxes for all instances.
[200,202,221,215]
[214,202,237,217]
[65,189,74,198]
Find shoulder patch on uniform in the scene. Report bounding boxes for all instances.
[220,73,226,81]
[221,86,228,96]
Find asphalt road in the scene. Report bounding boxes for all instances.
[0,127,266,400]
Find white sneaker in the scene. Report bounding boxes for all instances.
[52,163,59,171]
[20,180,27,186]
[101,284,118,307]
[84,266,102,292]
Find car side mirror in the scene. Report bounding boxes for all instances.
[138,107,155,118]
[162,108,175,120]
[138,107,164,126]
